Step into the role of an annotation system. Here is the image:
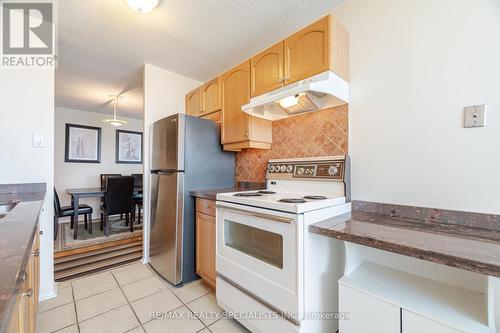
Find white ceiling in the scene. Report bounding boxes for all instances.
[55,0,344,119]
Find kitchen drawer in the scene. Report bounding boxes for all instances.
[196,198,216,217]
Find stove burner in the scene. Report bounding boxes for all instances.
[279,198,306,203]
[257,190,276,195]
[234,192,263,197]
[304,195,327,200]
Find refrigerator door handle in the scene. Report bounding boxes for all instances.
[151,170,184,175]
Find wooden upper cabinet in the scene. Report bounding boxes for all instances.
[201,77,221,115]
[185,87,202,116]
[186,78,221,117]
[221,61,272,150]
[221,61,251,145]
[284,15,330,85]
[185,15,348,150]
[250,42,284,97]
[250,15,349,97]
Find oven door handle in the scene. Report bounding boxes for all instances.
[216,205,295,224]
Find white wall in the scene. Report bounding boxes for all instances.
[335,0,500,214]
[0,68,55,300]
[142,64,202,262]
[54,107,143,218]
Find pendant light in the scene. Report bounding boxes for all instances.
[103,95,128,127]
[126,0,160,14]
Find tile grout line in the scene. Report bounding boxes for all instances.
[48,262,217,332]
[70,263,149,303]
[37,299,74,314]
[75,299,130,324]
[71,267,145,325]
[177,286,219,330]
[116,272,157,289]
[136,283,211,328]
[121,282,168,304]
[71,285,118,303]
[139,303,186,326]
[70,282,81,333]
[110,269,146,332]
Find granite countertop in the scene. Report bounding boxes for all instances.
[0,184,45,330]
[190,182,265,201]
[310,210,500,278]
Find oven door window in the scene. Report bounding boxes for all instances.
[224,220,283,269]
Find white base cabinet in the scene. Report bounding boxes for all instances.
[339,285,400,333]
[402,311,462,333]
[340,286,464,333]
[338,262,490,333]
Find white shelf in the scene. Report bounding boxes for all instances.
[339,261,492,333]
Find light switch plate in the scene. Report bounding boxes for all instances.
[464,104,486,128]
[32,134,45,148]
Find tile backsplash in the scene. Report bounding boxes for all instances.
[235,105,348,182]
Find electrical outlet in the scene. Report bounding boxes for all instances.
[464,104,486,128]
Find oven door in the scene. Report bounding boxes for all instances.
[216,201,302,320]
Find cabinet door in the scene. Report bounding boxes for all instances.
[5,295,20,333]
[402,310,462,333]
[221,61,250,144]
[250,42,284,97]
[196,212,216,288]
[339,285,400,333]
[186,87,202,116]
[19,256,34,333]
[201,110,221,123]
[201,77,221,115]
[284,16,330,84]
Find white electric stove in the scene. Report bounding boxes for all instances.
[216,155,351,333]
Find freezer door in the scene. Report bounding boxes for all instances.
[151,114,185,171]
[149,171,184,285]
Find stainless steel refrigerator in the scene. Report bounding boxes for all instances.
[149,114,234,285]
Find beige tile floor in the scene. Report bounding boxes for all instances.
[37,261,250,333]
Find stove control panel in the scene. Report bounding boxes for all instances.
[267,158,345,180]
[269,164,295,174]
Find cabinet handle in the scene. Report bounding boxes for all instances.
[31,250,39,257]
[22,289,33,298]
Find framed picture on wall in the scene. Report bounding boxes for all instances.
[65,124,102,163]
[116,130,143,164]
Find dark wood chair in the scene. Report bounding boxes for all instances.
[101,176,134,237]
[100,173,122,218]
[100,174,122,189]
[131,173,143,224]
[53,188,93,240]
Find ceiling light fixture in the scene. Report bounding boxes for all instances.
[126,0,160,14]
[103,95,128,127]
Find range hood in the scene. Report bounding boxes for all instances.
[242,70,349,121]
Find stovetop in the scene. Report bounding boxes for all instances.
[217,190,346,214]
[218,155,349,213]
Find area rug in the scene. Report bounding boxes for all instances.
[54,216,143,252]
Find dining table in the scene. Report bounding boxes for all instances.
[66,186,143,240]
